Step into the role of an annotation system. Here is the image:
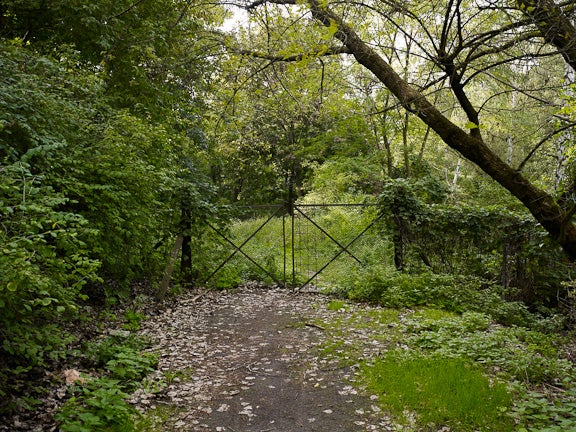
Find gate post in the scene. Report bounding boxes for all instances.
[287,178,296,287]
[180,202,193,286]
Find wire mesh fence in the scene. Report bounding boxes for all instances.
[201,203,388,290]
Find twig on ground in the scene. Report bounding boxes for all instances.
[191,290,207,303]
[305,322,326,330]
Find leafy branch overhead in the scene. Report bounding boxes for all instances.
[517,0,576,70]
[231,45,351,61]
[229,0,576,260]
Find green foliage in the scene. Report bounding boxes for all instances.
[83,335,157,384]
[0,0,220,420]
[55,377,135,432]
[377,177,573,305]
[65,110,182,284]
[201,204,388,289]
[0,30,218,289]
[0,40,151,286]
[200,213,287,288]
[316,297,576,431]
[122,309,146,331]
[106,349,157,383]
[0,160,99,396]
[326,300,349,311]
[343,267,544,327]
[405,312,574,384]
[362,352,514,431]
[212,265,244,289]
[1,0,217,116]
[304,155,383,202]
[512,387,576,431]
[0,36,181,399]
[56,335,157,431]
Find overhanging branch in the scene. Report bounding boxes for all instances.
[516,121,576,172]
[231,45,351,61]
[245,0,295,9]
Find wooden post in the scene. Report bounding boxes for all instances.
[180,204,193,287]
[157,235,184,300]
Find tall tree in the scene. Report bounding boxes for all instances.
[223,0,576,260]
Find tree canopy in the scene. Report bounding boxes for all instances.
[0,0,223,399]
[219,0,576,260]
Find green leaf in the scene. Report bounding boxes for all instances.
[41,298,52,306]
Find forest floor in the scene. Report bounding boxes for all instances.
[132,284,399,431]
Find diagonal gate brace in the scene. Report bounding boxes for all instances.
[204,207,284,286]
[297,210,385,289]
[294,206,362,264]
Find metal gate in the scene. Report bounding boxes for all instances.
[201,202,384,289]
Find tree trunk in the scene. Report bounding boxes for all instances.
[180,204,193,286]
[392,213,405,271]
[517,0,576,72]
[307,0,576,261]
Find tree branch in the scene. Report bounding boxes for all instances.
[245,0,295,10]
[109,0,146,19]
[231,45,351,61]
[303,0,576,259]
[517,0,576,71]
[516,121,576,172]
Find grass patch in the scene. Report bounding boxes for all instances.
[133,403,185,432]
[162,367,195,384]
[362,352,514,431]
[326,300,349,311]
[366,308,402,325]
[412,308,458,321]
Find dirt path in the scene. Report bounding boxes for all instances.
[132,285,394,431]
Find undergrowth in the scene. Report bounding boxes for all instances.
[55,331,158,431]
[318,293,576,431]
[404,312,573,384]
[336,267,560,329]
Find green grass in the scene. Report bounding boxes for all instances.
[326,300,349,311]
[362,352,514,431]
[133,404,185,432]
[412,307,458,321]
[315,301,576,430]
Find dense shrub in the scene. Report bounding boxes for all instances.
[342,267,547,327]
[0,162,100,405]
[404,312,574,384]
[0,37,211,409]
[377,178,573,306]
[55,335,157,432]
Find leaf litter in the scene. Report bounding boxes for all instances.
[132,283,399,431]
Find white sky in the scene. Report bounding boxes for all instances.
[221,6,249,32]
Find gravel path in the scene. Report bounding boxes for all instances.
[132,285,395,431]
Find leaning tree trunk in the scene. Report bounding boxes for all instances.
[306,0,576,261]
[516,0,576,73]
